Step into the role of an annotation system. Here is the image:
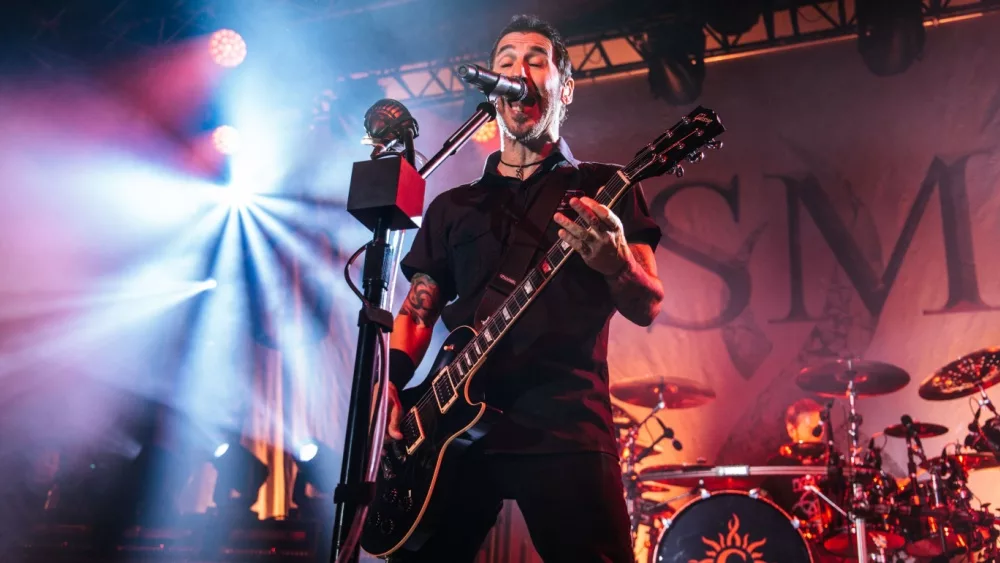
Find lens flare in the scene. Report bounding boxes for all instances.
[212,125,241,155]
[210,29,247,68]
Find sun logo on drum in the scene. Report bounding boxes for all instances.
[692,514,768,563]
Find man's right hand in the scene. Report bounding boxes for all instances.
[377,381,404,441]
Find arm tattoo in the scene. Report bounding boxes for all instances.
[606,244,664,327]
[399,273,443,328]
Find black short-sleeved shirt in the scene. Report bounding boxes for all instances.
[400,138,661,455]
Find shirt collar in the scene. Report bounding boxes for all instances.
[481,137,579,182]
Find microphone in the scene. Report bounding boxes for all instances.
[457,64,528,102]
[634,419,682,463]
[363,99,419,146]
[812,422,824,438]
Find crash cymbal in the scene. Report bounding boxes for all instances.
[919,347,1000,401]
[778,441,828,461]
[884,421,949,439]
[922,452,1000,473]
[611,377,716,409]
[795,358,910,397]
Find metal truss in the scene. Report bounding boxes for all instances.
[360,0,1000,108]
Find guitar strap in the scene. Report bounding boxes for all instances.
[472,167,579,328]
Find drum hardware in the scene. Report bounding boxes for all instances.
[795,357,911,562]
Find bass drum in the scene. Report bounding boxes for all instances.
[653,491,813,563]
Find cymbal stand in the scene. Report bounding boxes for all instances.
[845,373,870,562]
[623,395,666,539]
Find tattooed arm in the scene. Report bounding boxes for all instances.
[605,243,663,327]
[390,273,446,365]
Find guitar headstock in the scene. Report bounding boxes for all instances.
[628,106,725,183]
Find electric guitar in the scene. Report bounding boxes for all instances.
[360,106,726,557]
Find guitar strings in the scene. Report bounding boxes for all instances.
[401,134,685,430]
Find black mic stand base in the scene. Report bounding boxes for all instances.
[331,103,497,563]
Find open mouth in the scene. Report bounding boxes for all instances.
[510,96,538,112]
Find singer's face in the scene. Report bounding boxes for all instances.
[787,411,822,443]
[491,32,571,142]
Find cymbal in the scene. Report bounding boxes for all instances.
[778,441,828,461]
[824,528,906,557]
[884,421,949,439]
[919,347,1000,401]
[795,358,910,397]
[637,463,758,490]
[611,377,716,409]
[922,452,1000,473]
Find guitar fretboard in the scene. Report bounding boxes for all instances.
[440,170,632,390]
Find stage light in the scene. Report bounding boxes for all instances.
[204,278,218,290]
[297,443,319,463]
[643,22,706,105]
[856,0,925,77]
[210,29,247,68]
[211,442,268,513]
[212,125,241,155]
[292,440,338,516]
[473,120,497,144]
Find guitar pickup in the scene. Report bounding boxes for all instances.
[431,371,458,413]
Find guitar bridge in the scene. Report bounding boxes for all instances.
[404,407,425,455]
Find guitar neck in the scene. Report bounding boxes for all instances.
[439,170,635,389]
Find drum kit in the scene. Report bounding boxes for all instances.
[612,347,1000,562]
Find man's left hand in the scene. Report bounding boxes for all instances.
[553,197,630,277]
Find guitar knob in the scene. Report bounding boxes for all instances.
[380,517,395,535]
[706,140,723,150]
[669,165,685,178]
[400,490,414,512]
[383,488,399,504]
[687,151,704,163]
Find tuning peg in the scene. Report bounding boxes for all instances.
[687,151,705,163]
[668,165,684,178]
[706,140,723,150]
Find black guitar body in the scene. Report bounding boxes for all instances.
[361,326,498,557]
[359,106,725,559]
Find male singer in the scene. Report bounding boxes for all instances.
[380,14,663,562]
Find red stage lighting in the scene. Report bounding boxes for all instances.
[212,125,241,155]
[210,29,247,68]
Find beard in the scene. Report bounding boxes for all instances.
[497,96,563,143]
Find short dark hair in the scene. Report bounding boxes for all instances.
[785,398,823,427]
[489,15,573,86]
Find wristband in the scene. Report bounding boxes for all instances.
[388,348,417,389]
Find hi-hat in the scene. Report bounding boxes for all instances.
[919,347,1000,401]
[611,377,716,409]
[795,358,910,397]
[884,421,949,439]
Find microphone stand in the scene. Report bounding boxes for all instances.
[332,101,497,563]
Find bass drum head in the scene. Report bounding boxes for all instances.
[654,491,813,563]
